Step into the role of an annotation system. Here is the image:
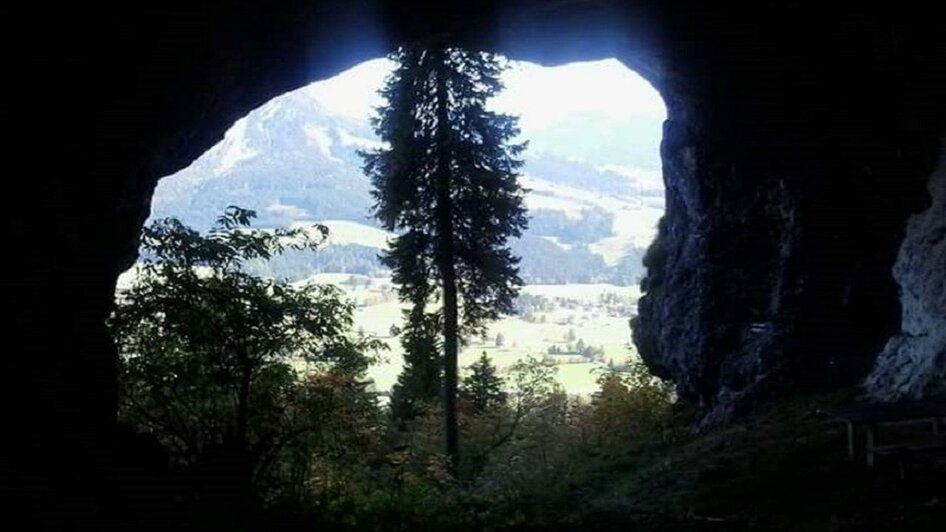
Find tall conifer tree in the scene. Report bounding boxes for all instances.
[362,44,527,466]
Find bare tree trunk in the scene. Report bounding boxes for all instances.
[236,361,251,450]
[433,47,460,470]
[234,352,255,502]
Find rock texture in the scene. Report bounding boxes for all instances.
[633,8,945,425]
[866,144,946,400]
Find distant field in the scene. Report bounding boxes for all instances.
[521,283,640,302]
[305,274,641,395]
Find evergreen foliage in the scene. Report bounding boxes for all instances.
[361,44,528,465]
[388,308,443,421]
[460,352,507,413]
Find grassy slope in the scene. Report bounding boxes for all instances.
[555,392,946,531]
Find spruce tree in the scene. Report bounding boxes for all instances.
[460,352,507,413]
[388,306,442,421]
[362,44,527,466]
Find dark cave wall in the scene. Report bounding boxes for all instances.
[634,6,945,423]
[636,103,941,424]
[865,143,946,400]
[8,0,390,511]
[4,0,945,518]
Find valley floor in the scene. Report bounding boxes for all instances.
[309,274,642,394]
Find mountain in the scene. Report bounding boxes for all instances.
[149,62,664,285]
[152,91,379,230]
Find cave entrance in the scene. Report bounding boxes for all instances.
[135,55,667,396]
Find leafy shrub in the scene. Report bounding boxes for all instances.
[588,362,676,450]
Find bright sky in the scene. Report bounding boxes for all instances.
[303,57,665,133]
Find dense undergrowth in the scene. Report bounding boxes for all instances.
[237,391,946,531]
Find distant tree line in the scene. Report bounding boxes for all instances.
[527,208,613,244]
[235,235,646,286]
[512,236,644,285]
[521,153,639,196]
[546,337,606,362]
[244,244,387,279]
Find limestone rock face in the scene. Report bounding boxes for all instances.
[866,144,946,400]
[633,44,944,424]
[634,91,942,426]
